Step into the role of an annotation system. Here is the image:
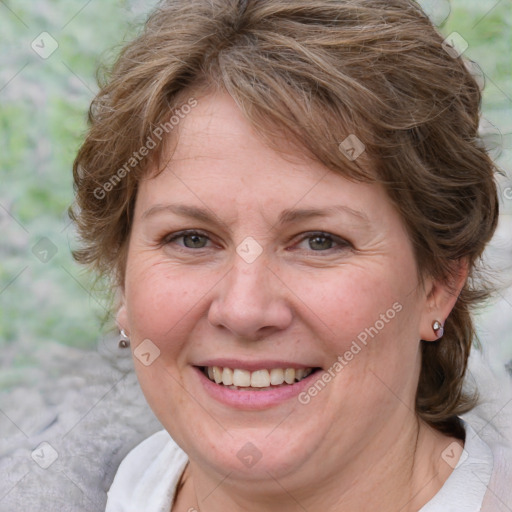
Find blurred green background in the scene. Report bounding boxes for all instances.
[0,0,511,390]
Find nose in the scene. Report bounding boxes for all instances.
[207,258,293,341]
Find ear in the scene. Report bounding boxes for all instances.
[419,258,469,342]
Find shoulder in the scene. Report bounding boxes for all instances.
[106,430,189,512]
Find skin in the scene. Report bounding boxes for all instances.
[117,91,467,512]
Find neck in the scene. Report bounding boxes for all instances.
[173,418,460,512]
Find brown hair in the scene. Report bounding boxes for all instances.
[70,0,499,436]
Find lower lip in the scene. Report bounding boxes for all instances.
[193,367,321,410]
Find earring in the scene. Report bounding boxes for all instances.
[118,329,130,348]
[432,320,444,339]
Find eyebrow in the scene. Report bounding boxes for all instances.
[142,204,215,223]
[277,206,369,226]
[141,203,369,226]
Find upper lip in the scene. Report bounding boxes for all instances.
[194,359,321,372]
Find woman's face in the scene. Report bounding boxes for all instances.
[118,92,440,486]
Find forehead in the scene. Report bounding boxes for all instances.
[137,91,394,224]
[164,91,319,176]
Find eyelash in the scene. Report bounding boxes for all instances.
[161,230,352,253]
[292,232,352,252]
[162,230,213,249]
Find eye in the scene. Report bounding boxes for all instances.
[294,232,351,252]
[163,230,211,249]
[307,234,335,251]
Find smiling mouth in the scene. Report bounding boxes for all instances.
[200,366,321,390]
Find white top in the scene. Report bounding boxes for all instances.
[105,420,512,512]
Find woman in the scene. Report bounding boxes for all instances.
[70,0,512,510]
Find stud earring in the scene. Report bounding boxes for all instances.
[118,329,130,348]
[432,320,444,339]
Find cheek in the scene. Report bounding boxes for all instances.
[298,266,406,340]
[124,261,211,427]
[294,259,423,384]
[124,259,215,348]
[296,269,422,418]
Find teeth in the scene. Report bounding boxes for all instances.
[270,368,285,385]
[222,367,233,386]
[204,366,315,388]
[213,366,223,384]
[284,368,295,384]
[251,369,270,388]
[233,369,251,387]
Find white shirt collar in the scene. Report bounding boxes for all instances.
[419,420,493,512]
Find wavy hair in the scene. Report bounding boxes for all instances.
[70,0,499,436]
